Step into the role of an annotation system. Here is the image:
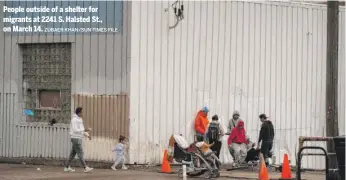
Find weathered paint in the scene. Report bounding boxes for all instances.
[73,94,129,161]
[0,0,345,170]
[0,1,131,162]
[129,1,346,169]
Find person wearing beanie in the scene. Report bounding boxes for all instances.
[227,110,242,134]
[227,110,243,162]
[194,106,210,141]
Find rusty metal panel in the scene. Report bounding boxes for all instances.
[72,94,129,161]
[129,1,346,169]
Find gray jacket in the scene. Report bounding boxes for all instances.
[227,118,241,134]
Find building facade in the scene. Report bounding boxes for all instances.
[0,1,345,169]
[0,1,131,161]
[128,1,346,169]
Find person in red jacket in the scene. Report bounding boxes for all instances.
[194,107,210,141]
[227,120,249,167]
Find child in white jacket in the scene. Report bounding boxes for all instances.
[111,135,128,171]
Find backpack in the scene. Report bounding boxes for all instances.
[207,123,220,143]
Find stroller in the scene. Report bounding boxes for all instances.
[170,135,221,179]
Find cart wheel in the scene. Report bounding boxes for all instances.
[213,170,220,178]
[203,171,212,179]
[177,169,183,178]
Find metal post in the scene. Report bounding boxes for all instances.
[326,1,339,169]
[182,164,187,180]
[297,146,329,180]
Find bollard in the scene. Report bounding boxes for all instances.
[182,164,187,180]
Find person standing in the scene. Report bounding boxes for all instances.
[194,107,210,141]
[64,107,93,173]
[257,114,275,166]
[226,110,242,161]
[207,114,225,158]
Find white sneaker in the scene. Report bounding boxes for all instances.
[121,165,128,170]
[64,167,75,172]
[84,166,93,173]
[111,166,117,171]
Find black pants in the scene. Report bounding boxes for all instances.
[261,141,273,166]
[210,141,222,158]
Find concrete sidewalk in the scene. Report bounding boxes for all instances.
[0,163,325,180]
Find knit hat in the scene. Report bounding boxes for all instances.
[232,110,240,116]
[202,106,209,113]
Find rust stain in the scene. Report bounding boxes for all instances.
[298,136,334,150]
[72,94,129,139]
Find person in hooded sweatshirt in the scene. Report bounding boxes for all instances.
[227,110,242,135]
[228,120,249,166]
[226,110,243,161]
[64,107,93,173]
[257,114,275,166]
[194,107,210,141]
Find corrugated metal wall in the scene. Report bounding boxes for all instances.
[73,94,129,161]
[15,125,70,158]
[129,1,346,169]
[0,93,16,157]
[0,1,131,161]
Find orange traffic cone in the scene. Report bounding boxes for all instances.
[281,154,293,179]
[161,149,172,173]
[258,153,270,180]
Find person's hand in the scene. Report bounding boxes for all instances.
[88,136,92,140]
[228,144,232,148]
[85,128,92,132]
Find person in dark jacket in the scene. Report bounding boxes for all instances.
[208,115,225,159]
[257,114,274,166]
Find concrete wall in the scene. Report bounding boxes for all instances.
[129,1,345,169]
[0,1,131,161]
